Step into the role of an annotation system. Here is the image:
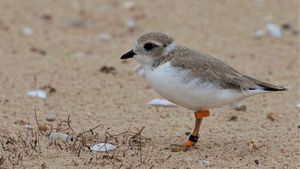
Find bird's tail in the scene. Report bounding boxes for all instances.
[244,75,287,91]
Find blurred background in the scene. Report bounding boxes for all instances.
[0,0,299,168]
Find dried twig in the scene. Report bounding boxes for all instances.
[34,108,41,134]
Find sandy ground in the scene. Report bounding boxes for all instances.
[0,0,299,168]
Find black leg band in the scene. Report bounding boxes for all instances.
[188,134,199,143]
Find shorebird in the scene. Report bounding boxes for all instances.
[121,32,287,152]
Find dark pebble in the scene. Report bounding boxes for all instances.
[282,23,292,30]
[228,115,238,121]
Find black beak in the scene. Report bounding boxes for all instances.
[120,49,136,59]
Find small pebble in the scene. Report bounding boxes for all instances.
[184,157,193,162]
[228,115,238,121]
[46,112,56,122]
[72,51,86,59]
[49,132,70,142]
[97,33,112,41]
[248,141,258,151]
[199,160,213,167]
[255,29,266,38]
[292,30,298,35]
[126,18,136,31]
[267,112,277,122]
[41,14,52,21]
[21,27,33,36]
[122,1,135,10]
[69,19,85,28]
[295,103,300,109]
[254,159,259,165]
[281,23,292,30]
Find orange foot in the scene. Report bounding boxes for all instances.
[167,144,191,152]
[167,140,196,152]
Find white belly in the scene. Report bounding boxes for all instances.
[144,62,247,111]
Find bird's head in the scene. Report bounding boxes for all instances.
[121,32,176,65]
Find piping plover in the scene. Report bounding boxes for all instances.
[121,32,287,152]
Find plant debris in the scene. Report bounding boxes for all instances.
[14,120,30,125]
[228,115,238,121]
[99,66,118,75]
[30,47,46,55]
[40,85,56,94]
[1,114,155,168]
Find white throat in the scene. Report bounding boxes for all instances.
[163,42,176,56]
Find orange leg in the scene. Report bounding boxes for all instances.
[169,110,210,152]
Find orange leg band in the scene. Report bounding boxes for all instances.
[194,110,210,119]
[185,140,194,147]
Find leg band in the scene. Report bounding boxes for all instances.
[188,134,199,142]
[185,140,194,147]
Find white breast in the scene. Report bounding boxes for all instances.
[144,62,247,111]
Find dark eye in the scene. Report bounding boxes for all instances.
[144,43,158,51]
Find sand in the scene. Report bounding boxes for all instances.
[0,0,299,168]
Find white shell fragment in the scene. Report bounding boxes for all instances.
[296,103,300,109]
[26,90,47,99]
[21,27,33,36]
[46,112,56,122]
[72,51,86,59]
[266,22,282,38]
[255,29,266,38]
[97,33,112,41]
[126,18,136,30]
[49,132,70,142]
[23,124,33,129]
[199,160,213,167]
[90,143,116,152]
[148,98,177,107]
